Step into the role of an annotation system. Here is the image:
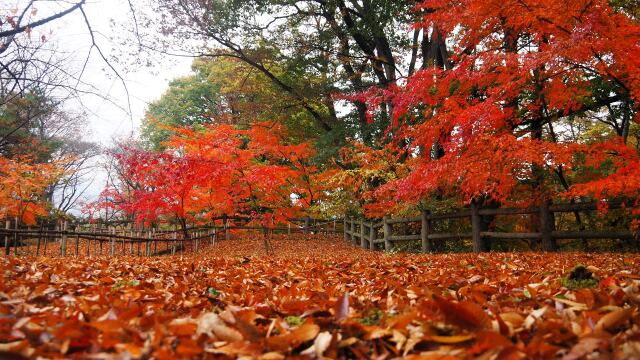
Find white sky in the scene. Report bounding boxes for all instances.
[51,0,193,145]
[13,0,195,207]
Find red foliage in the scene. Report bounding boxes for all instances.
[354,0,640,219]
[96,122,319,226]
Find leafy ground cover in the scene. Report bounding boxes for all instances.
[1,236,640,359]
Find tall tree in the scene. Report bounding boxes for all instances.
[125,0,450,150]
[141,60,224,150]
[354,0,640,224]
[1,1,129,143]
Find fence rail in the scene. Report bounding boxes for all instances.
[344,201,638,253]
[1,217,341,257]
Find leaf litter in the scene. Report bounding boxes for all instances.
[1,236,639,359]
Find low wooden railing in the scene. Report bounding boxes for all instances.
[344,201,638,252]
[0,227,218,257]
[1,218,341,257]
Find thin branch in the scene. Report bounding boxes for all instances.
[0,0,86,38]
[79,5,133,119]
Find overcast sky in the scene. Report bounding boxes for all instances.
[18,0,195,208]
[51,0,193,145]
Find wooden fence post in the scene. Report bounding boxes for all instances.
[130,229,134,256]
[136,228,141,256]
[99,224,104,256]
[14,217,19,256]
[172,231,177,255]
[26,225,32,256]
[181,229,185,254]
[146,231,151,256]
[421,209,432,253]
[354,220,359,244]
[369,222,376,250]
[75,226,80,256]
[36,222,43,256]
[153,228,157,255]
[110,227,116,257]
[4,220,9,256]
[61,220,68,256]
[471,202,488,252]
[223,215,230,240]
[540,201,557,251]
[360,220,367,249]
[343,218,348,241]
[383,216,392,251]
[91,223,96,257]
[44,223,49,256]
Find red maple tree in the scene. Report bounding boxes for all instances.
[352,0,640,223]
[97,122,320,231]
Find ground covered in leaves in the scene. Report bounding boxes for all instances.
[1,236,640,359]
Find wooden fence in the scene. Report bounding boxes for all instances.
[344,201,638,252]
[1,217,341,257]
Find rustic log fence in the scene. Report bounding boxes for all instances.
[1,217,340,257]
[344,201,638,253]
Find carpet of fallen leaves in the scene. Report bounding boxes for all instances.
[1,236,640,359]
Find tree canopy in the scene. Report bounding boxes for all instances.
[91,0,640,232]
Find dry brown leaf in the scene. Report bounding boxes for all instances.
[424,334,475,344]
[434,296,491,330]
[2,237,639,359]
[197,312,244,342]
[594,307,633,332]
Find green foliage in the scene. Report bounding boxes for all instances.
[141,64,223,150]
[359,308,385,325]
[112,279,140,291]
[284,315,303,327]
[561,277,599,290]
[140,56,335,156]
[0,91,58,160]
[561,265,599,289]
[208,287,221,297]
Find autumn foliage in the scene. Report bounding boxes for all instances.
[0,156,61,225]
[4,1,640,358]
[98,122,319,228]
[348,0,640,222]
[88,0,640,231]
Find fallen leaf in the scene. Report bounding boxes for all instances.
[197,312,244,342]
[335,293,349,321]
[594,307,633,332]
[424,334,475,344]
[434,296,491,330]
